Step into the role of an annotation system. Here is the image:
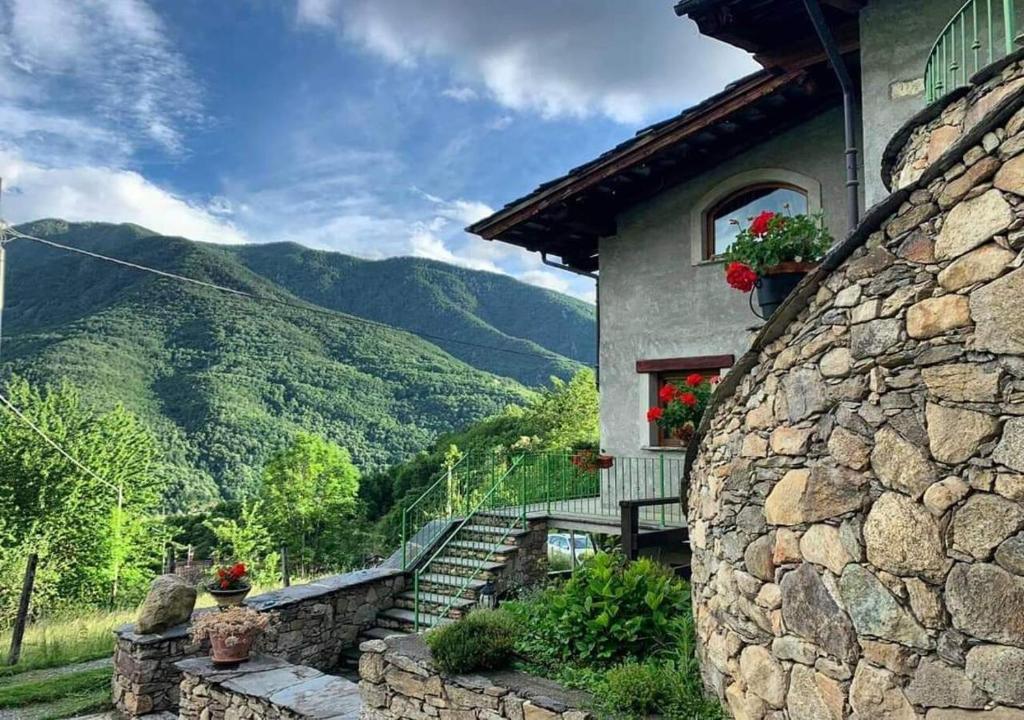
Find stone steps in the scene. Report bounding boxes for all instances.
[393,590,475,618]
[375,607,450,632]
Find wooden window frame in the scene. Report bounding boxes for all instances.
[638,354,735,449]
[703,182,808,261]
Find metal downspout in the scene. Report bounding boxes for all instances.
[803,0,861,232]
[541,253,599,386]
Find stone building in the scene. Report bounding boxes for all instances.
[469,1,1024,718]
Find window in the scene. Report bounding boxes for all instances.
[705,183,809,259]
[636,354,735,448]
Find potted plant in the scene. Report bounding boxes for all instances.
[207,562,251,608]
[647,373,717,446]
[723,210,833,318]
[571,446,614,471]
[190,606,270,665]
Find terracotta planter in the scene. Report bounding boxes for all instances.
[208,584,251,609]
[209,629,258,664]
[755,261,816,318]
[673,425,696,446]
[596,454,614,469]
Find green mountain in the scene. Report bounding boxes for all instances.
[0,220,595,508]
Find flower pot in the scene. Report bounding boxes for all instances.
[755,262,815,318]
[596,454,614,469]
[209,629,258,664]
[208,584,251,609]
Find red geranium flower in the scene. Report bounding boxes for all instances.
[679,392,698,407]
[709,375,721,384]
[750,210,776,236]
[646,407,663,422]
[725,262,758,292]
[685,373,703,387]
[658,384,677,403]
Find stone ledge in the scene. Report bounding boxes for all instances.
[360,634,594,718]
[177,654,361,719]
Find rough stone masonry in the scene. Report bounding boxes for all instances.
[689,58,1024,720]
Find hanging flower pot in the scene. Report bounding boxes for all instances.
[756,261,817,318]
[723,211,832,320]
[596,454,614,469]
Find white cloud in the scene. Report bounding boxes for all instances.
[0,151,248,244]
[295,0,756,124]
[442,86,478,102]
[0,0,202,160]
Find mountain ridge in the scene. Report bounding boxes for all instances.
[1,220,594,507]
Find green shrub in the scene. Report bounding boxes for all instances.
[425,609,517,674]
[599,660,676,717]
[596,659,725,720]
[505,552,689,668]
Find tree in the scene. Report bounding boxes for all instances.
[258,432,361,574]
[0,376,167,625]
[206,501,281,586]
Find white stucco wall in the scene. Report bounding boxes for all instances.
[859,0,975,205]
[598,107,855,458]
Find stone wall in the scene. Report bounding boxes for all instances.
[885,52,1024,193]
[177,655,361,720]
[112,567,403,717]
[688,60,1024,720]
[359,635,593,720]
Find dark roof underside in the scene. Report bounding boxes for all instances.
[674,0,863,59]
[468,60,850,273]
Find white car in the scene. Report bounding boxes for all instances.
[547,533,595,562]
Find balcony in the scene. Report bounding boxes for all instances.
[926,0,1024,102]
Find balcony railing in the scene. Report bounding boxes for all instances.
[926,0,1023,102]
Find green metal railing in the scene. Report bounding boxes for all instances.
[412,454,526,630]
[926,0,1023,102]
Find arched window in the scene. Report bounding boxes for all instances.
[705,183,809,258]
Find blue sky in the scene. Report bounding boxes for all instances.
[0,0,754,302]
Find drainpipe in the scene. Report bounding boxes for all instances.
[803,0,860,232]
[541,253,599,386]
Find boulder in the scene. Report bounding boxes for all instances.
[786,664,844,720]
[965,644,1024,705]
[839,565,931,649]
[937,243,1015,290]
[907,296,972,339]
[926,403,1000,465]
[935,189,1013,260]
[135,575,197,634]
[871,426,937,499]
[905,658,988,709]
[946,563,1024,647]
[764,466,868,526]
[780,564,857,661]
[922,364,1001,402]
[864,492,950,582]
[972,267,1024,355]
[850,662,916,720]
[949,494,1024,561]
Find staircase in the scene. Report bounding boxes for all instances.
[339,455,531,675]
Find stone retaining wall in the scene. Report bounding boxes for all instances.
[689,60,1024,720]
[885,53,1024,193]
[177,655,361,720]
[112,567,403,717]
[359,635,594,720]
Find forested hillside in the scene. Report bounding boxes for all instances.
[0,220,594,507]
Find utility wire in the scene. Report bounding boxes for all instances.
[8,228,593,366]
[0,389,117,493]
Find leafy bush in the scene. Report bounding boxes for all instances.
[599,660,676,717]
[425,609,517,674]
[505,552,689,668]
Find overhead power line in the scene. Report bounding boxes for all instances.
[8,228,594,367]
[0,389,116,493]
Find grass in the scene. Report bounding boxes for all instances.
[0,667,111,708]
[0,608,134,678]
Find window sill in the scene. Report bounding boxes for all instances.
[640,445,688,453]
[693,257,726,268]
